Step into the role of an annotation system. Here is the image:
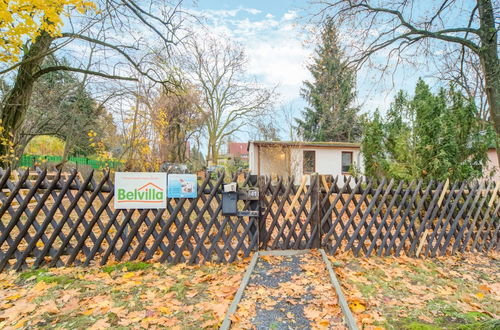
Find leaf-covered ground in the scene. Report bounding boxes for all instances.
[333,252,500,330]
[1,252,499,330]
[0,260,247,329]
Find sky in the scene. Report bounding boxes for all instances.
[183,0,437,142]
[187,1,314,114]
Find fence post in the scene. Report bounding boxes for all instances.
[248,174,260,252]
[311,173,321,249]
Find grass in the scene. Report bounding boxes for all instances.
[101,261,152,273]
[19,268,75,285]
[2,251,498,329]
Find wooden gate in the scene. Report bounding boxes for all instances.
[258,175,321,250]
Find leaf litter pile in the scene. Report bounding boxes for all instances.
[333,252,500,329]
[231,250,346,329]
[0,260,247,329]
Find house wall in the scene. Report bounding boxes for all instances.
[485,149,499,181]
[290,147,363,184]
[248,144,290,177]
[249,143,499,183]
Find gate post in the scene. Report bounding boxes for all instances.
[311,174,321,248]
[257,175,266,250]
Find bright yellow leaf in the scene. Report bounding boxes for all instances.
[349,299,366,313]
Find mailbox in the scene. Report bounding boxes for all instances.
[222,191,238,215]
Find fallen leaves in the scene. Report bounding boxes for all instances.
[334,251,500,329]
[0,260,248,329]
[232,251,346,329]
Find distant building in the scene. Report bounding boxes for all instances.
[228,142,249,160]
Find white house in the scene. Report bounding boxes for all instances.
[248,141,363,184]
[485,147,500,181]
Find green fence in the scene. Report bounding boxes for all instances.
[19,155,123,170]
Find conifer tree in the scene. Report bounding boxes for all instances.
[296,17,361,142]
[362,79,494,181]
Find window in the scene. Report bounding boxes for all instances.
[303,150,315,174]
[341,151,353,173]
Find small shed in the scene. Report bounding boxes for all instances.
[248,141,363,184]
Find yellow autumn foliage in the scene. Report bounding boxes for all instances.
[0,0,96,63]
[25,135,65,156]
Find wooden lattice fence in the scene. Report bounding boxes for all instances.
[0,169,258,272]
[260,175,499,257]
[0,169,499,272]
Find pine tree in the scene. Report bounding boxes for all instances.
[296,17,361,142]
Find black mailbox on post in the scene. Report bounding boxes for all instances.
[222,191,238,215]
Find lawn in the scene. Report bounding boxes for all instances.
[332,252,500,330]
[0,260,248,329]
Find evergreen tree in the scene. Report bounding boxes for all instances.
[296,17,361,142]
[362,79,494,181]
[16,56,112,165]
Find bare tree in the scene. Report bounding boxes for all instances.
[280,104,300,141]
[433,46,490,124]
[249,116,281,141]
[152,79,205,163]
[184,36,275,164]
[314,0,500,161]
[0,0,186,165]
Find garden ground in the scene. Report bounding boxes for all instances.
[334,252,499,329]
[0,251,498,329]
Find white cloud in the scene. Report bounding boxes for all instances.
[192,8,313,106]
[199,7,262,19]
[204,8,239,17]
[283,10,298,21]
[244,8,262,15]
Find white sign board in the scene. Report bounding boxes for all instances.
[167,174,197,198]
[114,172,167,209]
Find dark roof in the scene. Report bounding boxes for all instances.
[248,141,361,150]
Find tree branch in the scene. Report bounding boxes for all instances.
[32,66,137,81]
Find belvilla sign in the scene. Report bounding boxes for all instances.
[114,172,167,209]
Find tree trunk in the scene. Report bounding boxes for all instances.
[0,32,54,166]
[207,134,217,166]
[478,0,500,164]
[56,137,72,170]
[11,134,32,169]
[125,97,140,170]
[211,141,217,166]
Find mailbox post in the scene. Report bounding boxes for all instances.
[220,175,260,251]
[222,183,238,216]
